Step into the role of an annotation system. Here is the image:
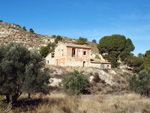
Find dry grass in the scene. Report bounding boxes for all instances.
[1,93,150,113]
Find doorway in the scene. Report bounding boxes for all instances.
[83,61,86,67]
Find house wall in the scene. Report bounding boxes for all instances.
[54,44,66,66]
[45,44,66,66]
[66,47,91,67]
[90,63,111,69]
[45,53,55,65]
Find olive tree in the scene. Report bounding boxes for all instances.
[0,43,50,111]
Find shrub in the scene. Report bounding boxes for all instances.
[55,35,62,43]
[40,46,49,57]
[129,68,150,96]
[40,42,56,57]
[92,39,96,43]
[23,26,27,31]
[29,28,34,33]
[95,55,101,59]
[63,70,89,95]
[76,37,88,45]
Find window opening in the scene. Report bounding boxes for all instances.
[51,52,54,58]
[72,48,76,57]
[83,51,86,55]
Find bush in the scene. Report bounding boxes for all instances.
[29,28,34,33]
[0,20,2,22]
[95,55,101,59]
[40,46,49,57]
[129,69,150,96]
[55,35,62,43]
[63,70,89,95]
[76,37,88,45]
[92,39,96,43]
[40,42,56,57]
[23,26,27,31]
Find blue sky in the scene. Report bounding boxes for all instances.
[1,0,150,55]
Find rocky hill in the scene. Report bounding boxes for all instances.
[0,22,99,54]
[0,22,57,51]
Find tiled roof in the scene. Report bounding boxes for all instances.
[65,44,91,49]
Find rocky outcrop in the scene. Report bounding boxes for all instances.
[47,65,132,92]
[0,22,55,51]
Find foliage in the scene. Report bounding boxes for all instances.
[0,20,2,22]
[29,28,34,33]
[95,55,101,59]
[129,69,150,96]
[55,35,62,43]
[125,53,144,73]
[63,70,89,95]
[15,24,21,28]
[124,51,150,73]
[40,46,49,58]
[0,43,50,106]
[97,34,135,67]
[76,37,88,45]
[40,42,56,57]
[143,50,150,70]
[92,39,96,43]
[22,26,27,31]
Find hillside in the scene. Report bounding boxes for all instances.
[0,22,99,54]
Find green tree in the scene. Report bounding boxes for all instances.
[40,42,56,57]
[23,26,27,31]
[129,69,150,96]
[63,70,89,95]
[76,37,88,45]
[40,46,49,57]
[97,34,135,67]
[0,20,2,22]
[54,35,63,43]
[132,56,144,73]
[143,50,150,70]
[0,43,50,111]
[92,39,96,43]
[29,28,34,33]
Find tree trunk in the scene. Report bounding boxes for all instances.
[6,94,10,103]
[28,93,31,99]
[5,93,22,113]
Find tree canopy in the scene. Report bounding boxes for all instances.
[92,39,96,43]
[124,50,150,73]
[0,43,50,110]
[29,28,34,33]
[40,42,56,57]
[76,37,88,45]
[97,34,135,67]
[129,68,150,96]
[54,35,63,43]
[23,26,27,31]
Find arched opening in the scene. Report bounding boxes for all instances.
[83,61,86,67]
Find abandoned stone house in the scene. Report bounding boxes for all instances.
[45,43,111,69]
